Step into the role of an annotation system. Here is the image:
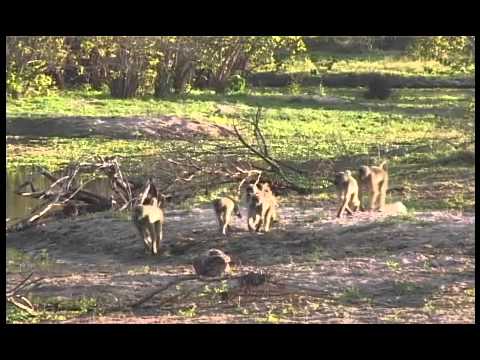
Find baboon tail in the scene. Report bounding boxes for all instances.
[212,199,221,214]
[132,205,143,220]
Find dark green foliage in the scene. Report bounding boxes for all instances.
[364,74,392,100]
[227,74,247,93]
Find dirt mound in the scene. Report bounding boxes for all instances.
[6,116,234,140]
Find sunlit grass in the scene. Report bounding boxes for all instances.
[296,50,473,77]
[6,85,474,211]
[7,87,472,169]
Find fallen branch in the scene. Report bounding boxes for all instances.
[6,272,34,297]
[130,274,197,309]
[6,273,45,316]
[232,108,313,194]
[7,296,38,316]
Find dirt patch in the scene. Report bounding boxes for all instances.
[6,116,234,140]
[6,204,475,324]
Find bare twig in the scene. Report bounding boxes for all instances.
[7,296,38,315]
[61,178,96,204]
[253,107,269,157]
[27,193,62,223]
[6,272,34,296]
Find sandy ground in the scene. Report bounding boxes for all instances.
[6,201,475,324]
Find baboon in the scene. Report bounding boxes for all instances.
[213,197,242,236]
[358,160,389,211]
[63,202,79,217]
[334,170,361,218]
[246,182,277,233]
[259,182,279,222]
[383,201,407,215]
[132,204,164,255]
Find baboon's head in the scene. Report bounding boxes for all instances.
[260,182,272,194]
[250,190,265,206]
[246,183,259,195]
[233,203,242,218]
[358,165,371,180]
[132,204,143,220]
[334,171,349,186]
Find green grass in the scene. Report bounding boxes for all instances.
[7,296,98,324]
[337,286,372,305]
[6,86,475,211]
[6,136,194,169]
[7,248,56,272]
[7,88,471,165]
[274,50,474,78]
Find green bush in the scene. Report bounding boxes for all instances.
[7,66,55,98]
[227,74,247,94]
[364,74,392,100]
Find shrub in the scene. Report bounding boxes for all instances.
[364,74,392,100]
[227,74,247,93]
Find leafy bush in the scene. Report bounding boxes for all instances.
[227,74,247,93]
[7,61,56,98]
[364,74,392,100]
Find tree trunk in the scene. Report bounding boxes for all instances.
[46,65,65,90]
[109,73,139,98]
[212,41,243,94]
[154,62,174,98]
[173,53,195,95]
[88,48,106,91]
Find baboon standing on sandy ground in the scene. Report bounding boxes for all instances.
[212,197,242,235]
[334,170,361,218]
[132,203,165,255]
[246,182,278,233]
[358,160,389,211]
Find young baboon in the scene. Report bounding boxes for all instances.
[259,182,279,222]
[212,197,242,236]
[358,160,389,211]
[246,183,277,233]
[132,204,164,255]
[334,170,361,218]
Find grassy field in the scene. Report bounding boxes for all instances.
[6,85,475,212]
[270,50,475,77]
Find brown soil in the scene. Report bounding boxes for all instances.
[6,201,475,324]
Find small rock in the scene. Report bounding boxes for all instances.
[192,249,231,277]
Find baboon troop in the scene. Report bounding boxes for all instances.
[334,170,361,218]
[213,196,242,235]
[132,160,405,256]
[333,160,406,218]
